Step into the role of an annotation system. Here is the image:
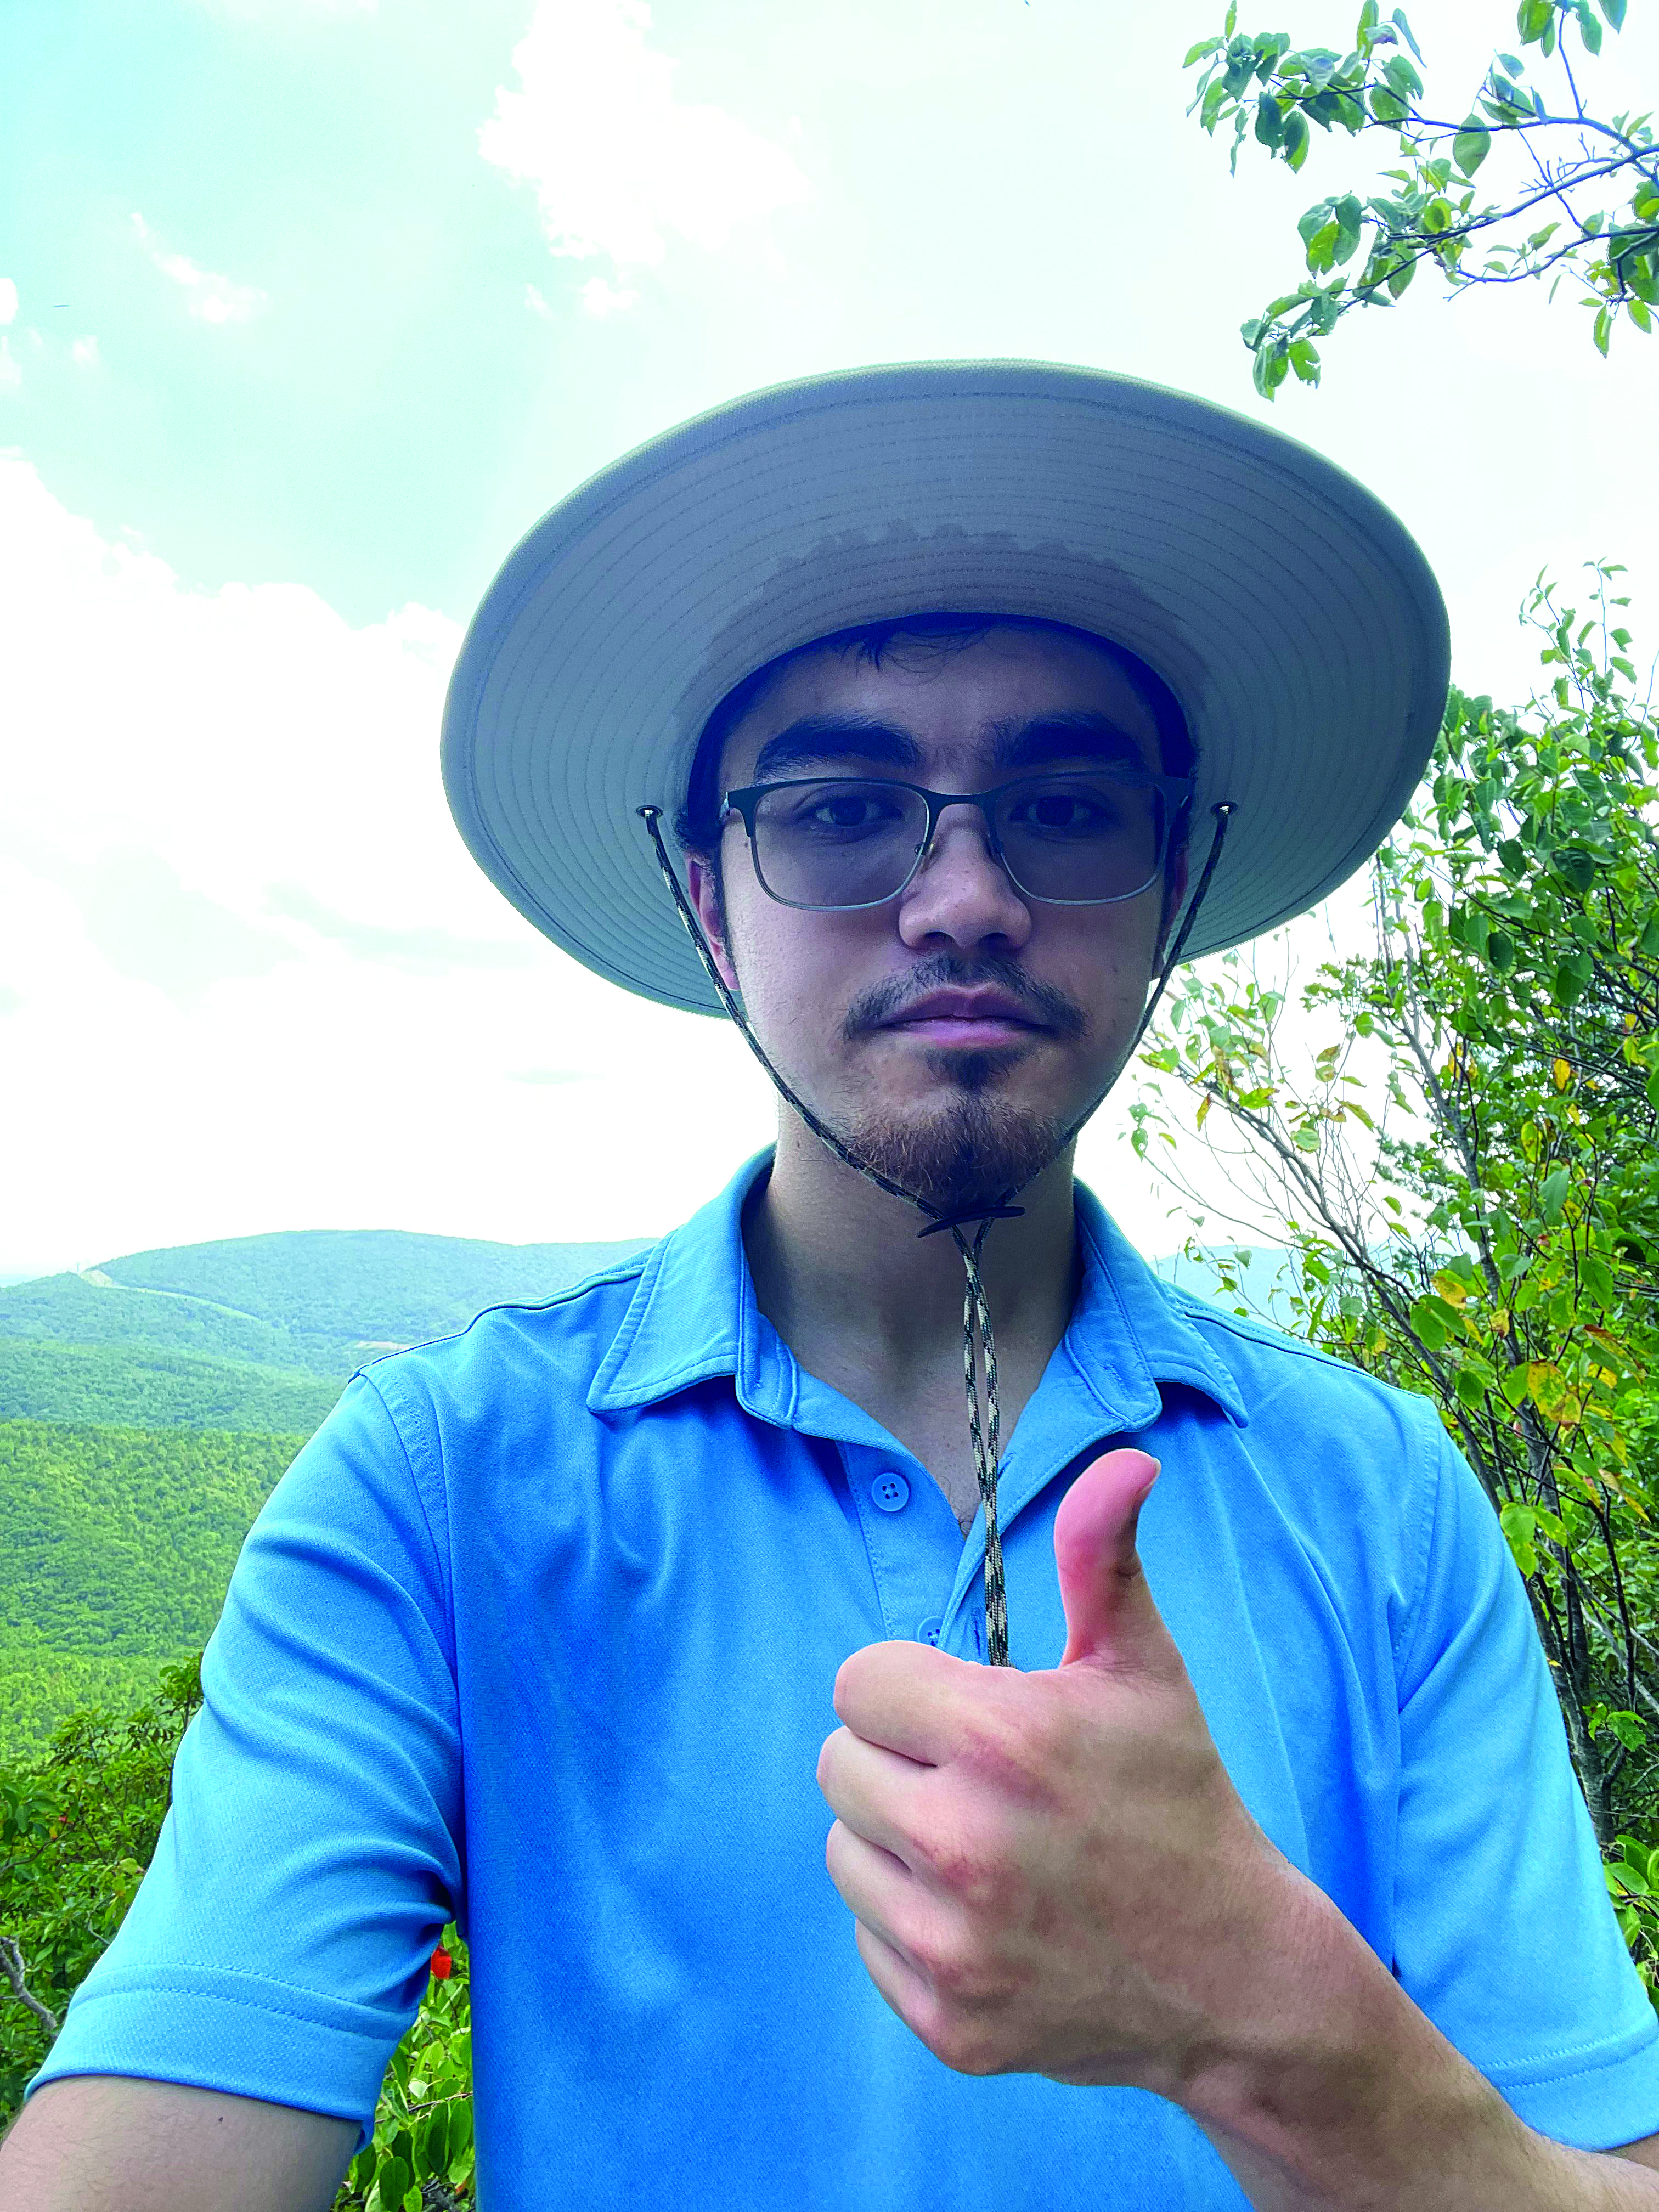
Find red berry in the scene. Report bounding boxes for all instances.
[430,1946,453,1979]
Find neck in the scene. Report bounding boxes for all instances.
[742,1108,1082,1392]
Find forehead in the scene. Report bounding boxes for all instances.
[718,625,1163,781]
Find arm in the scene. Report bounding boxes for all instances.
[20,1371,462,2161]
[1177,1396,1659,2210]
[1180,1866,1659,2210]
[0,2076,358,2212]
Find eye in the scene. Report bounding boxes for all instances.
[809,793,897,830]
[772,782,913,839]
[1006,781,1124,837]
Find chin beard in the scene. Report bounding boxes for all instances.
[842,1068,1069,1218]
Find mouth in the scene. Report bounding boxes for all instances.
[879,991,1047,1048]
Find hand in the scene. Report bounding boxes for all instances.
[816,1447,1299,2094]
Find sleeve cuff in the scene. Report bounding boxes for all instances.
[1488,2012,1659,2152]
[23,1961,414,2162]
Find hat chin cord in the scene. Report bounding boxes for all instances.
[638,800,1237,1666]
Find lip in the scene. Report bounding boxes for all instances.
[881,990,1045,1041]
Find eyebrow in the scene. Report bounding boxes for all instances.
[744,708,1155,786]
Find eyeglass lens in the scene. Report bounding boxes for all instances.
[749,775,1165,908]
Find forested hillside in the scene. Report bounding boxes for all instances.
[0,1271,356,1375]
[0,1227,659,1771]
[97,1227,657,1345]
[0,1420,304,1767]
[0,1340,345,1434]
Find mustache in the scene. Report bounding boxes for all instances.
[842,956,1088,1043]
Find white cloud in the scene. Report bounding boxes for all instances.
[0,280,16,325]
[478,0,809,288]
[579,275,639,319]
[0,453,778,1269]
[524,281,555,320]
[0,341,19,398]
[129,213,268,325]
[70,336,99,367]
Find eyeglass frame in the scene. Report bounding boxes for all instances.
[719,768,1198,912]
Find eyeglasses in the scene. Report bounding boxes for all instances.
[720,769,1195,911]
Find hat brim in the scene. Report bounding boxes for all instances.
[441,359,1451,1017]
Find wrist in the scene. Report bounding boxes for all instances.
[1170,1867,1541,2209]
[1173,1864,1449,2138]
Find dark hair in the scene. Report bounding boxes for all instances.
[675,611,1197,912]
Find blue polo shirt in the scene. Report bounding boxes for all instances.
[27,1150,1659,2204]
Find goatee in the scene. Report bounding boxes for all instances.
[842,1077,1069,1218]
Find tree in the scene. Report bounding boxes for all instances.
[1129,561,1659,1994]
[0,1656,476,2207]
[1184,0,1658,393]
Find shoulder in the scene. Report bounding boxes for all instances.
[347,1246,657,1434]
[1161,1274,1444,1438]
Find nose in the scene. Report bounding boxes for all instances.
[895,803,1032,955]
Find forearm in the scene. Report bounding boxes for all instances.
[1177,1869,1659,2212]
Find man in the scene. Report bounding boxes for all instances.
[9,362,1659,2210]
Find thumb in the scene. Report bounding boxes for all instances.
[1054,1447,1166,1673]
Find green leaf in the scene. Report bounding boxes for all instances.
[1575,0,1602,49]
[1486,928,1515,972]
[1288,337,1322,383]
[1409,1294,1449,1351]
[1305,218,1341,273]
[1381,52,1423,99]
[1599,0,1626,23]
[1453,125,1492,177]
[419,2104,452,2175]
[1283,106,1310,167]
[1500,1500,1538,1544]
[1553,845,1596,895]
[1594,303,1613,356]
[1255,92,1284,145]
[1539,1165,1571,1223]
[1183,36,1224,65]
[1454,1363,1488,1410]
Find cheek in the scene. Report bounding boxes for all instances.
[724,899,864,1047]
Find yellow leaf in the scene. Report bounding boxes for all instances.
[1196,1092,1212,1130]
[1526,1359,1565,1414]
[1490,1308,1510,1337]
[1553,1058,1572,1091]
[1432,1271,1468,1308]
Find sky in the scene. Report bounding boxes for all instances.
[3,0,1656,1279]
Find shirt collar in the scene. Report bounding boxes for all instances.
[587,1147,1249,1432]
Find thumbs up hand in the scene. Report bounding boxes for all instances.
[816,1448,1301,2092]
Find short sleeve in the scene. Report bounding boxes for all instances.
[23,1371,462,2159]
[1391,1407,1659,2150]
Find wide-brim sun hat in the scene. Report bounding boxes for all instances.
[441,359,1451,1017]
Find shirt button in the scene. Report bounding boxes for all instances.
[870,1470,910,1512]
[916,1616,943,1645]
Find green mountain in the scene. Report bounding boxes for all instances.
[95,1226,657,1345]
[0,1227,658,1767]
[0,1228,657,1397]
[0,1419,304,1767]
[0,1341,346,1435]
[0,1271,358,1378]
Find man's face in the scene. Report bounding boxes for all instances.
[687,624,1189,1215]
